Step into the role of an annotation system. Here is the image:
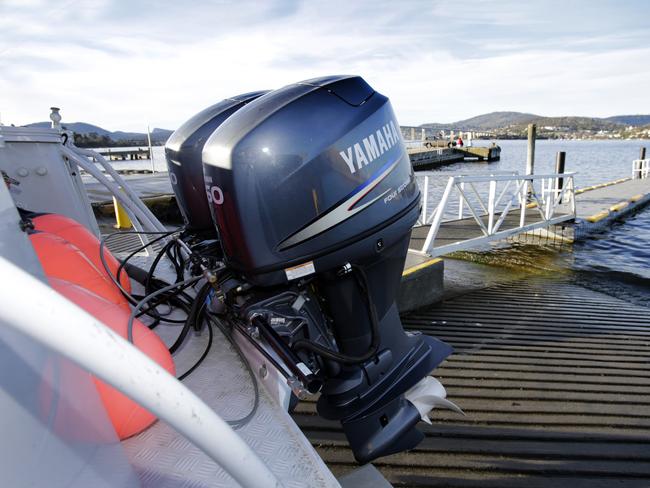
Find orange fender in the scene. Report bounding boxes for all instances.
[30,232,129,310]
[32,214,132,293]
[50,278,175,439]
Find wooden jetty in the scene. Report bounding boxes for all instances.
[456,145,501,161]
[98,147,151,161]
[408,147,465,169]
[408,145,501,170]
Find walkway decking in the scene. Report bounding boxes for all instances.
[575,178,649,220]
[292,277,650,487]
[573,178,650,236]
[409,208,573,254]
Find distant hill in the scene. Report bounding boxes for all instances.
[420,111,650,131]
[26,121,113,136]
[421,112,538,131]
[603,115,650,126]
[24,121,173,143]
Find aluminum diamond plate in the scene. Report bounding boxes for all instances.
[113,252,339,487]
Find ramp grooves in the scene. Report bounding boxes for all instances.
[292,278,650,486]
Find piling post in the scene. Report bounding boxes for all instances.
[525,124,536,200]
[421,128,426,141]
[641,147,647,160]
[526,124,536,175]
[555,151,566,203]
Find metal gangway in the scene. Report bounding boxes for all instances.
[411,171,576,257]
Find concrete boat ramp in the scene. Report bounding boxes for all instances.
[293,276,650,487]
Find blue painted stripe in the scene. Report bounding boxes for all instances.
[342,157,398,207]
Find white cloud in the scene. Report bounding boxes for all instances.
[0,0,648,130]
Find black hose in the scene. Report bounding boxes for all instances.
[206,313,260,430]
[175,307,261,430]
[168,282,212,354]
[291,265,380,365]
[117,236,193,324]
[145,240,175,294]
[177,307,213,381]
[100,230,192,322]
[114,232,175,297]
[127,276,202,344]
[100,229,178,305]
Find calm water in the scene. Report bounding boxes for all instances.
[420,139,646,188]
[103,139,650,305]
[424,139,650,305]
[573,208,650,281]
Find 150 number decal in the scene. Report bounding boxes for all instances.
[206,184,224,205]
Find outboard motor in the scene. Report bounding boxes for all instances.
[192,75,456,463]
[164,91,268,234]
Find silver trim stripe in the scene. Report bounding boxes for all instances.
[277,159,400,250]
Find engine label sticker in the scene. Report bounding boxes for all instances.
[383,177,410,204]
[285,261,315,281]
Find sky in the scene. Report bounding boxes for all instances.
[1,0,649,132]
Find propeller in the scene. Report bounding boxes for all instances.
[404,376,465,425]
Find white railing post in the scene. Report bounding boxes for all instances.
[520,178,527,228]
[570,176,576,216]
[422,176,454,253]
[546,177,554,220]
[487,180,497,234]
[458,182,465,219]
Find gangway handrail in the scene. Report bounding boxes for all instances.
[0,256,283,488]
[417,170,519,177]
[453,171,575,183]
[415,171,576,256]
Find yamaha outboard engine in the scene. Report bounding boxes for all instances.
[164,91,268,233]
[194,75,454,463]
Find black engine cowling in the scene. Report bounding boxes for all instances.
[164,91,268,233]
[173,75,452,463]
